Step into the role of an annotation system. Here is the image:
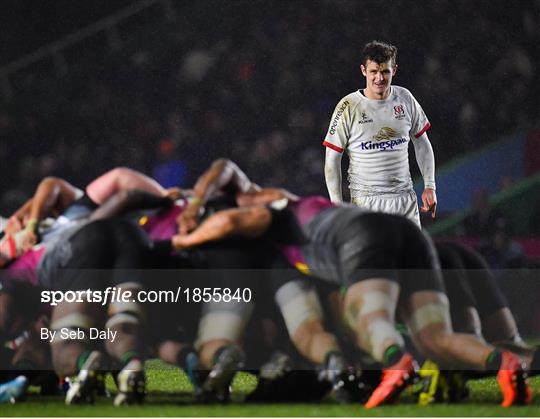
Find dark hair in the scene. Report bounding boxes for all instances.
[362,41,397,67]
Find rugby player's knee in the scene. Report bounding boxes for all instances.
[196,301,253,350]
[275,280,323,339]
[107,282,145,322]
[291,318,325,352]
[198,339,232,369]
[157,341,185,365]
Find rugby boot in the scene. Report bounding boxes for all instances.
[65,351,104,405]
[413,360,469,405]
[414,359,444,406]
[365,352,417,408]
[0,376,28,403]
[444,370,469,403]
[113,359,146,406]
[246,351,293,403]
[319,352,357,403]
[184,351,204,398]
[200,345,245,403]
[497,351,532,407]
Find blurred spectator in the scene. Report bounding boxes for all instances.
[0,0,538,225]
[461,189,507,237]
[152,137,188,188]
[478,224,526,270]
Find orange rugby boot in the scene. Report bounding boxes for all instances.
[364,352,417,409]
[497,351,532,407]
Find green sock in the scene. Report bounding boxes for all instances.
[383,345,404,367]
[120,350,141,367]
[485,350,502,371]
[76,350,93,372]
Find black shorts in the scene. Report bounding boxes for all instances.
[435,241,506,317]
[61,194,99,220]
[40,219,150,291]
[307,208,444,296]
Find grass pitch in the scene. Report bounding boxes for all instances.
[2,360,540,417]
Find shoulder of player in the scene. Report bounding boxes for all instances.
[391,85,416,101]
[335,91,362,112]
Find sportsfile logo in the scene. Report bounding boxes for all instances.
[329,100,349,135]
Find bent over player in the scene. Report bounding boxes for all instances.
[323,40,436,226]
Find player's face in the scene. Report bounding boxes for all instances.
[361,60,397,99]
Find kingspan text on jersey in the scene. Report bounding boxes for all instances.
[360,138,407,151]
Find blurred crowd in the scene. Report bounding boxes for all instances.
[0,0,539,221]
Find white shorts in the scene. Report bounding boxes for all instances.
[351,190,421,228]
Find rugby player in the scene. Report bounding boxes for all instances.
[2,167,179,251]
[413,242,537,404]
[323,41,436,226]
[172,159,360,402]
[171,162,531,408]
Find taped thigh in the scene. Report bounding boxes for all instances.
[195,300,253,349]
[274,280,323,336]
[107,282,145,320]
[407,295,452,336]
[366,318,405,362]
[50,313,94,344]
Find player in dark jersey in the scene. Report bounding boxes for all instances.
[171,159,361,402]
[170,160,532,408]
[413,242,538,405]
[1,167,179,254]
[0,252,60,402]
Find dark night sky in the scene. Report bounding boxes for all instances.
[0,0,137,65]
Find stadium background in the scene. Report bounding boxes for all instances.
[0,1,539,333]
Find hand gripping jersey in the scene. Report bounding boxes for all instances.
[141,202,186,241]
[323,86,430,195]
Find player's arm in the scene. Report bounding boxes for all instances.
[89,190,174,221]
[172,206,272,250]
[323,98,351,204]
[86,167,168,205]
[412,132,437,218]
[21,177,82,249]
[236,188,299,207]
[177,158,259,234]
[4,198,33,235]
[324,148,343,203]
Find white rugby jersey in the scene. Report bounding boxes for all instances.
[323,86,430,195]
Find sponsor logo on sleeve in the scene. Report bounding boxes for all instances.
[329,100,349,135]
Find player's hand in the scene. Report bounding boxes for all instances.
[420,188,437,218]
[165,187,184,201]
[22,230,38,251]
[4,216,23,235]
[176,202,202,235]
[171,234,188,250]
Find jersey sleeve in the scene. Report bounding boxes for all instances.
[409,94,430,139]
[322,97,353,153]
